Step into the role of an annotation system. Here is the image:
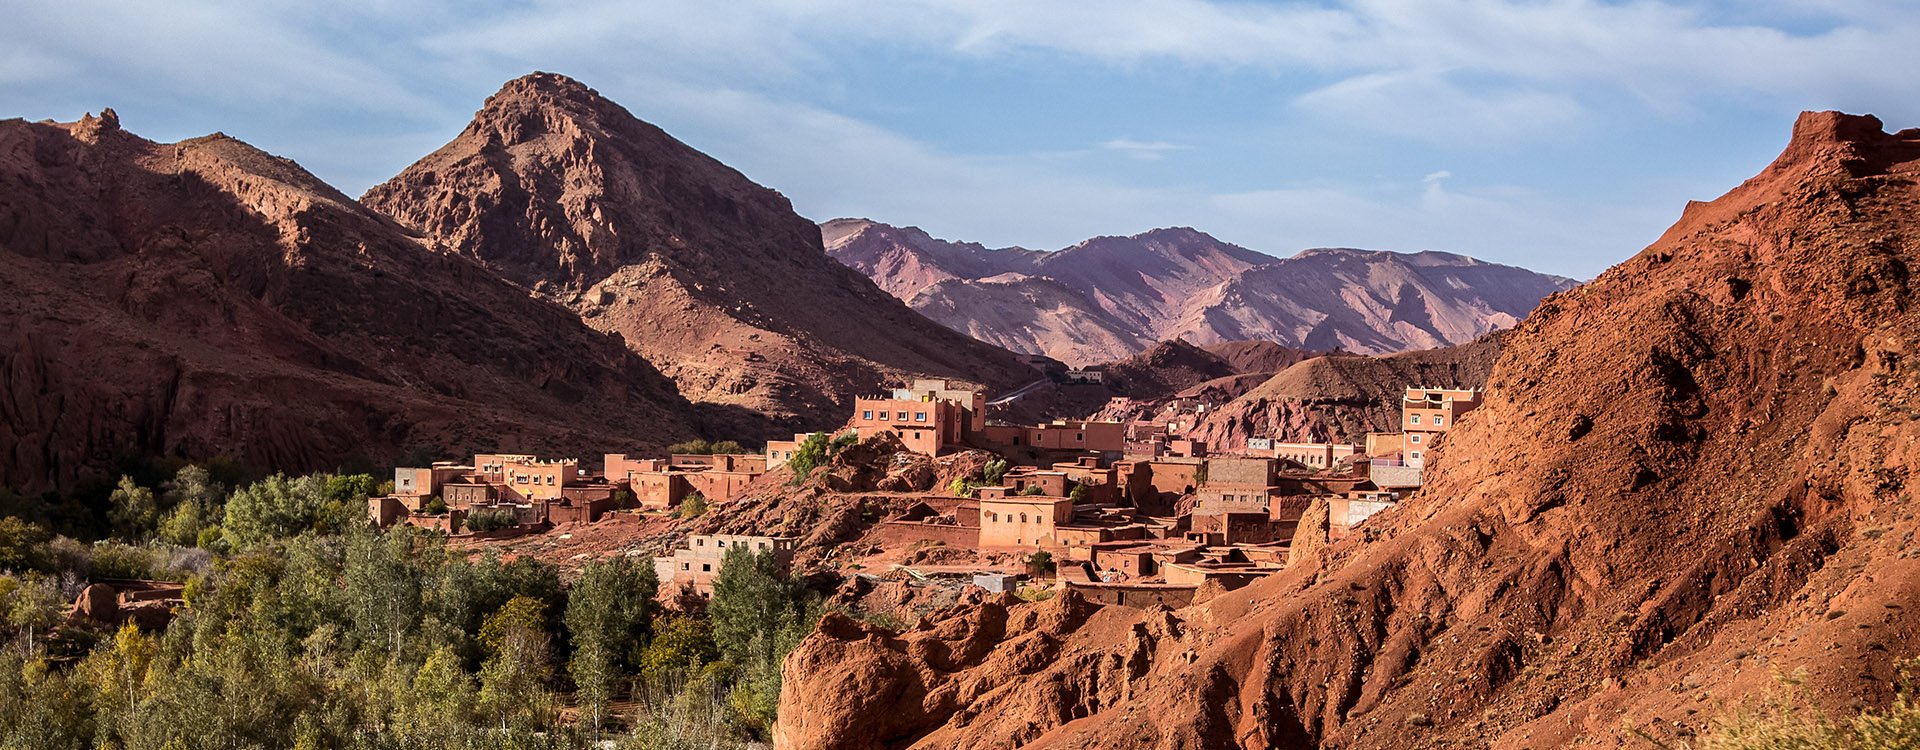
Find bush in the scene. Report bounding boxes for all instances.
[666,439,750,455]
[948,477,979,498]
[465,509,517,533]
[424,497,448,515]
[1020,485,1045,496]
[1698,661,1920,750]
[677,493,708,519]
[667,439,711,455]
[828,430,859,454]
[1069,483,1087,502]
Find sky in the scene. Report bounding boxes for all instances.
[4,1,1917,279]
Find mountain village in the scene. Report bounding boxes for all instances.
[366,376,1482,607]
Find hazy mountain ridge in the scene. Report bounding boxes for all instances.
[824,218,1576,365]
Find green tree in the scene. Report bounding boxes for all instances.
[1069,483,1088,502]
[158,465,226,547]
[982,458,1009,486]
[222,473,329,548]
[1025,551,1056,577]
[636,615,719,683]
[566,557,659,736]
[948,477,980,498]
[108,475,160,541]
[708,546,819,737]
[677,493,709,519]
[0,518,50,572]
[708,440,746,455]
[1021,484,1046,496]
[7,574,63,653]
[785,432,831,484]
[667,439,712,455]
[478,596,555,730]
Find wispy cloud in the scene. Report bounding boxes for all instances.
[0,0,1911,279]
[1098,138,1191,160]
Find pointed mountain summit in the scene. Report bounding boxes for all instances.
[365,73,1032,428]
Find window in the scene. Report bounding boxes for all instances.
[1020,513,1028,523]
[702,564,711,572]
[1410,434,1422,444]
[696,538,704,546]
[717,540,726,547]
[915,412,927,423]
[1434,416,1445,426]
[863,410,874,420]
[897,411,908,421]
[682,563,690,570]
[1410,415,1421,424]
[1410,451,1422,459]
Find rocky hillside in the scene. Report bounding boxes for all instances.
[364,75,1033,430]
[1186,334,1504,447]
[825,218,1576,365]
[777,112,1920,749]
[0,110,701,493]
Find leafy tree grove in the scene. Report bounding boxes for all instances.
[0,465,824,749]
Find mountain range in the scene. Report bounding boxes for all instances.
[0,73,1032,491]
[824,218,1578,365]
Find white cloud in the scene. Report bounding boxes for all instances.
[1098,138,1191,160]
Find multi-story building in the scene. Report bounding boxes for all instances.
[851,383,974,456]
[1400,387,1483,468]
[654,534,797,597]
[1197,457,1284,514]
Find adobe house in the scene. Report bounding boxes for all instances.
[654,534,797,598]
[1269,441,1359,471]
[1199,457,1285,514]
[1330,490,1401,538]
[496,457,580,502]
[765,432,819,469]
[393,462,472,500]
[1188,510,1286,546]
[978,488,1075,548]
[852,394,966,456]
[1003,468,1070,497]
[472,453,538,483]
[1399,386,1484,469]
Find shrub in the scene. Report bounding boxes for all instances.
[948,477,979,498]
[465,509,517,533]
[1021,485,1045,496]
[708,440,746,455]
[677,493,709,519]
[828,430,860,454]
[424,497,448,515]
[1069,483,1087,502]
[1699,661,1920,750]
[668,439,712,455]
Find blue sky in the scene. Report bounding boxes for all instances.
[4,1,1916,279]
